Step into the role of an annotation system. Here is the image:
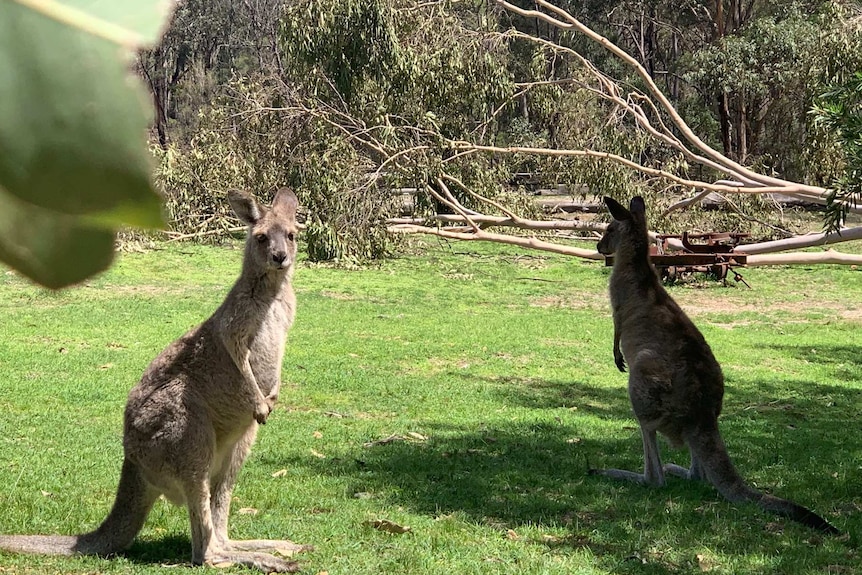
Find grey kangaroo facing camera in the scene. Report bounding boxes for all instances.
[0,188,309,572]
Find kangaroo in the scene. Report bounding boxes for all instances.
[0,188,309,571]
[592,195,839,535]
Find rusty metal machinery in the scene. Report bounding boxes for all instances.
[605,232,750,286]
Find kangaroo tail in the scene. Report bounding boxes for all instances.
[689,430,840,535]
[0,458,160,557]
[0,535,81,556]
[757,494,840,534]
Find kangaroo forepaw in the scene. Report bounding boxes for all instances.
[254,401,272,425]
[614,354,627,372]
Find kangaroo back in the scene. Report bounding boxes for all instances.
[593,195,839,535]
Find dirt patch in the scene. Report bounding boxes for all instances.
[671,294,765,316]
[97,283,194,297]
[673,291,862,324]
[320,289,359,301]
[530,292,608,311]
[511,254,550,271]
[839,307,862,323]
[528,285,861,325]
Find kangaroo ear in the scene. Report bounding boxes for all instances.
[271,187,298,220]
[228,189,264,225]
[604,196,631,221]
[629,196,646,218]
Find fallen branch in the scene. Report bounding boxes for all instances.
[735,226,862,255]
[163,226,246,241]
[388,224,604,260]
[386,214,607,232]
[745,249,862,266]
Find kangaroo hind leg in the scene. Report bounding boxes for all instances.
[208,427,308,565]
[590,426,666,487]
[663,449,705,481]
[186,475,300,573]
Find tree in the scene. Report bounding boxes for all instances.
[812,72,862,230]
[146,0,862,267]
[389,0,862,266]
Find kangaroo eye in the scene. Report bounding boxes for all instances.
[255,234,267,244]
[287,232,295,242]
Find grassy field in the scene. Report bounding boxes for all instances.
[0,238,860,575]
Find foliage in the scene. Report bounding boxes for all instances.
[152,0,520,260]
[0,0,171,288]
[283,0,402,103]
[809,8,862,231]
[812,71,862,230]
[151,76,401,261]
[1,240,860,573]
[141,0,862,254]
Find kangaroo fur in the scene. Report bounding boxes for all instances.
[593,195,839,535]
[0,188,309,572]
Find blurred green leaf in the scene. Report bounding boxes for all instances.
[0,0,173,287]
[0,185,115,289]
[55,0,173,43]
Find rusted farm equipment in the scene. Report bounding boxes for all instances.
[605,231,751,285]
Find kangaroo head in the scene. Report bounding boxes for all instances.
[596,196,647,256]
[228,187,299,272]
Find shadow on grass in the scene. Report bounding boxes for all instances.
[124,534,191,566]
[762,343,862,382]
[481,373,631,419]
[267,373,857,571]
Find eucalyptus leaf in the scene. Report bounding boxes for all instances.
[0,185,115,289]
[0,0,166,228]
[0,0,173,287]
[56,0,173,43]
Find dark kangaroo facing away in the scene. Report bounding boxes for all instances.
[0,188,309,572]
[592,195,839,535]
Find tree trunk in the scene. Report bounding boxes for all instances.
[737,89,747,163]
[746,250,862,266]
[734,227,862,254]
[719,92,732,158]
[645,7,656,78]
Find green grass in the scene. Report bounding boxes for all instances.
[0,238,860,575]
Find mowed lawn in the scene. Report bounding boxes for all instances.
[0,238,860,574]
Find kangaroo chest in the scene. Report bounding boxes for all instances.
[246,293,294,397]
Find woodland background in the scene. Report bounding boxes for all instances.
[139,0,862,262]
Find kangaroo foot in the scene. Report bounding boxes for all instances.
[206,550,301,573]
[588,467,665,487]
[663,463,702,481]
[223,539,312,555]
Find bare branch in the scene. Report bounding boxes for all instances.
[734,227,862,255]
[387,214,607,233]
[445,140,826,201]
[388,224,604,260]
[746,250,862,266]
[425,179,481,233]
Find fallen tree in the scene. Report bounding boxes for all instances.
[386,0,862,267]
